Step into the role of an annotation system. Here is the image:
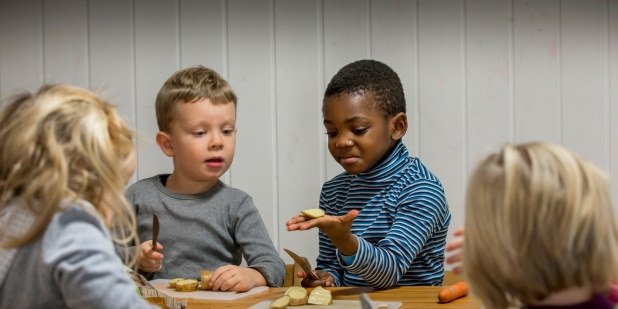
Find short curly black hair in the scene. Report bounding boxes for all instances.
[323,59,406,118]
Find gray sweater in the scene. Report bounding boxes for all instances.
[0,204,157,309]
[125,175,285,286]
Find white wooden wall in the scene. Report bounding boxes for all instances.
[1,0,617,270]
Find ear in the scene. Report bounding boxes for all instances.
[390,112,407,140]
[155,131,174,157]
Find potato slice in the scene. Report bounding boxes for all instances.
[200,269,214,290]
[175,279,198,292]
[286,287,308,305]
[270,295,290,309]
[307,286,332,305]
[168,278,185,288]
[301,208,325,219]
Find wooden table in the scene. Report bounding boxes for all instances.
[180,286,482,309]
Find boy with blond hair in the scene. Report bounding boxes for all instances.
[127,66,285,291]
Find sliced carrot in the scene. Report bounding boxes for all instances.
[437,281,469,303]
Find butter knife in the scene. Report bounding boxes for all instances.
[152,213,159,251]
[284,248,320,280]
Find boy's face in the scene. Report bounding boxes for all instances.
[164,98,236,186]
[323,93,399,175]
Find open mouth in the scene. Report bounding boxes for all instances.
[206,157,223,163]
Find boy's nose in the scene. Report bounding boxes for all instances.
[209,133,223,149]
[335,138,353,148]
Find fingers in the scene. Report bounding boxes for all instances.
[445,237,464,252]
[453,227,465,236]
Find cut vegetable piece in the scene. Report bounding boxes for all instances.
[307,286,332,305]
[301,208,325,218]
[270,295,290,309]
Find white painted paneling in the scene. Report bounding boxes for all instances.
[323,0,371,181]
[227,0,277,238]
[466,0,513,166]
[134,0,179,179]
[370,0,419,155]
[89,1,135,126]
[89,0,137,184]
[0,1,43,98]
[513,0,560,144]
[417,0,467,236]
[42,0,88,88]
[178,0,232,185]
[610,0,618,205]
[179,0,226,71]
[561,0,609,170]
[274,0,322,265]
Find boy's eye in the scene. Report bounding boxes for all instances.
[222,128,235,135]
[325,131,337,138]
[352,127,368,135]
[193,131,206,136]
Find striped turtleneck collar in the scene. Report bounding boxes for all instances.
[349,139,410,182]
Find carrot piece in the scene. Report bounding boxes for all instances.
[437,281,469,303]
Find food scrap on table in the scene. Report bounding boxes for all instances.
[437,281,469,303]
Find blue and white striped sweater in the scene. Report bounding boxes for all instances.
[317,140,450,288]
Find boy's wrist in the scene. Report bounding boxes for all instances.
[332,233,358,256]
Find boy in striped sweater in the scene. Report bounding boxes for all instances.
[287,59,451,288]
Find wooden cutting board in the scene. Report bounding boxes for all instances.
[150,279,269,300]
[248,299,403,309]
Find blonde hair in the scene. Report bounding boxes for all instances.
[155,65,237,132]
[0,84,140,265]
[463,142,618,308]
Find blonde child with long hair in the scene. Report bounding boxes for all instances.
[0,84,157,308]
[464,142,618,309]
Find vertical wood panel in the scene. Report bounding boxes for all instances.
[274,0,322,264]
[89,0,136,183]
[89,0,135,125]
[42,0,88,88]
[418,0,466,234]
[179,0,226,72]
[370,0,419,155]
[561,0,608,169]
[513,0,560,144]
[610,0,618,206]
[134,0,179,179]
[0,1,43,98]
[466,0,513,165]
[323,0,370,180]
[178,0,231,184]
[227,0,277,238]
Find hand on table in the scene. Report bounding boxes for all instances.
[209,265,266,292]
[138,240,164,273]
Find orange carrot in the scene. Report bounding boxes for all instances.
[437,281,469,303]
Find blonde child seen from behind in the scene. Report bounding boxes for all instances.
[464,142,618,309]
[0,84,157,308]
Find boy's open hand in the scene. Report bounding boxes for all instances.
[298,269,335,287]
[286,209,359,255]
[138,240,164,273]
[208,265,266,292]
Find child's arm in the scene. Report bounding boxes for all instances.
[232,195,287,288]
